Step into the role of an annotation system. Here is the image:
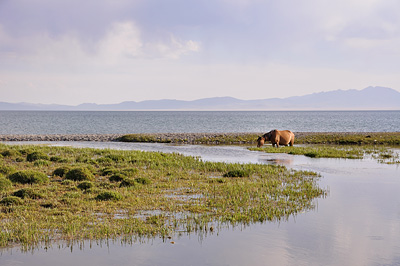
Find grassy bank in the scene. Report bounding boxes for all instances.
[0,144,325,251]
[117,132,400,146]
[250,145,400,163]
[118,133,261,144]
[250,146,366,159]
[294,132,400,145]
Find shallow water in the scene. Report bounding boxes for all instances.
[1,142,400,266]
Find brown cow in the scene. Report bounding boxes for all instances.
[257,130,295,148]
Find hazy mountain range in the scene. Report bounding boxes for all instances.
[1,86,400,111]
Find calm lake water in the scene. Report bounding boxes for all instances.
[1,142,400,266]
[1,110,400,134]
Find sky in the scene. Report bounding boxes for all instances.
[0,0,400,105]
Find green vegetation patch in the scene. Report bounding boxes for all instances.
[251,146,364,159]
[27,151,49,162]
[65,167,94,181]
[118,133,260,144]
[0,164,15,175]
[295,132,400,146]
[77,181,94,191]
[13,188,43,199]
[118,134,172,143]
[250,145,399,160]
[96,191,123,201]
[119,178,136,188]
[0,196,23,206]
[53,166,70,177]
[192,134,260,144]
[135,177,151,185]
[109,173,126,182]
[8,170,49,184]
[0,143,325,251]
[0,177,12,190]
[223,169,250,178]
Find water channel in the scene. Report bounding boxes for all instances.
[1,142,400,266]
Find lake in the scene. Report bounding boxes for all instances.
[1,110,400,134]
[1,142,399,266]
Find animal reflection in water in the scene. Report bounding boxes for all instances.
[260,157,294,166]
[257,129,295,148]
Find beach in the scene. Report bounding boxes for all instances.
[1,132,399,145]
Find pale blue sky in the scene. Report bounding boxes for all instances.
[0,0,399,104]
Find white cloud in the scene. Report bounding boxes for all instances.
[1,1,399,105]
[96,22,200,63]
[0,20,200,70]
[97,21,143,63]
[146,36,200,59]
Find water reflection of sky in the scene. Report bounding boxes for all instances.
[1,142,400,266]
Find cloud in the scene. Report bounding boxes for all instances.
[315,0,400,46]
[0,0,399,104]
[146,36,200,59]
[97,21,143,63]
[0,20,200,70]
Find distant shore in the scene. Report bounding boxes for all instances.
[1,132,399,145]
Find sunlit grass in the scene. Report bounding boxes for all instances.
[0,143,325,251]
[250,145,400,163]
[250,146,365,159]
[295,132,400,145]
[118,132,400,146]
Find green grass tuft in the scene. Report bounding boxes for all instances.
[119,178,136,188]
[135,177,151,185]
[223,169,250,177]
[96,191,123,201]
[26,151,49,162]
[7,170,49,184]
[0,177,12,190]
[77,181,94,190]
[52,166,70,177]
[65,167,94,181]
[13,188,43,199]
[109,173,126,182]
[0,196,23,206]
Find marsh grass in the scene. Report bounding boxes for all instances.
[117,134,172,143]
[250,145,400,164]
[118,132,400,145]
[250,146,368,159]
[295,132,400,145]
[119,133,260,144]
[0,143,325,251]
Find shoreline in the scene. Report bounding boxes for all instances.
[1,132,399,145]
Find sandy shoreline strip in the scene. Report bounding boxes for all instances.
[0,133,258,142]
[0,132,393,144]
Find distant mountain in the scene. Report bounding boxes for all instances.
[1,86,399,111]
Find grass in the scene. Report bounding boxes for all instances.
[295,132,400,145]
[117,134,172,143]
[250,146,365,159]
[0,143,325,251]
[118,132,400,146]
[118,133,260,144]
[250,145,400,162]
